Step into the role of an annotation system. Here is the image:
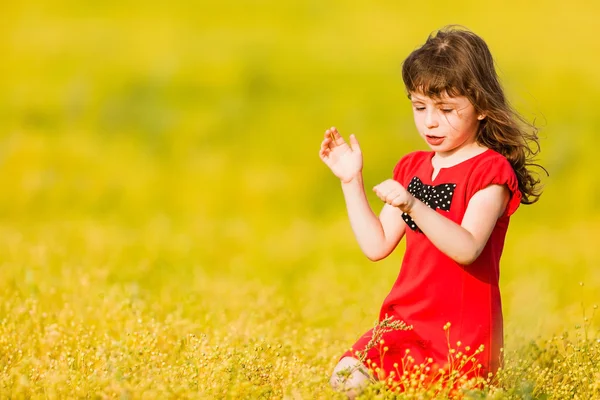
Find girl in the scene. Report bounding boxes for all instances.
[319,26,543,396]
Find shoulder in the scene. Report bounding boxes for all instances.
[403,150,432,162]
[393,151,432,180]
[466,149,521,216]
[475,149,513,170]
[468,149,517,182]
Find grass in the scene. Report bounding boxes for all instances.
[1,1,600,398]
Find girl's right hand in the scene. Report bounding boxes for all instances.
[319,127,363,184]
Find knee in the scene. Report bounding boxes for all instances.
[330,357,370,398]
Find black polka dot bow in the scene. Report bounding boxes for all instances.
[402,176,457,231]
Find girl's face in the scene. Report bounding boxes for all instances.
[410,92,483,155]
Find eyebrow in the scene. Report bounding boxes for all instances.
[410,97,459,105]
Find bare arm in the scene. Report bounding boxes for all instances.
[374,179,509,265]
[341,176,406,261]
[319,127,406,261]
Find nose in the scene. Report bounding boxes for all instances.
[424,108,439,129]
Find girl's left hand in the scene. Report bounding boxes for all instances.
[373,179,415,212]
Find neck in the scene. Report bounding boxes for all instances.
[433,142,488,167]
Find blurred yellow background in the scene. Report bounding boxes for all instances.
[0,1,598,397]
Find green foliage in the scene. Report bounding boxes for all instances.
[0,1,599,398]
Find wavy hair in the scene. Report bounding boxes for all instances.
[402,26,545,204]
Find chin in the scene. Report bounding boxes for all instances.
[428,144,452,152]
[432,146,461,156]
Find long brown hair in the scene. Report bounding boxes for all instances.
[402,26,545,204]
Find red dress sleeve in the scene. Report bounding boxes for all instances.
[393,155,408,182]
[393,152,422,185]
[466,156,522,217]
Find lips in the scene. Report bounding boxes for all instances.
[425,135,444,145]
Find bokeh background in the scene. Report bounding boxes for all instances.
[0,1,599,397]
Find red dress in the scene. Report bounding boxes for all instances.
[342,149,522,381]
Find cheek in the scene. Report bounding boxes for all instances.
[462,115,480,132]
[448,114,476,133]
[440,114,460,131]
[412,113,424,129]
[456,109,479,126]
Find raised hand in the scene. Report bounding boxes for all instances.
[319,127,363,184]
[373,179,415,212]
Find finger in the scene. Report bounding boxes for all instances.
[391,196,404,207]
[329,127,337,144]
[373,185,388,199]
[375,191,388,203]
[319,149,331,164]
[324,128,337,146]
[375,179,395,187]
[319,144,331,160]
[329,127,346,147]
[379,180,404,195]
[349,134,361,153]
[372,185,382,197]
[391,191,411,207]
[374,187,394,202]
[326,130,336,150]
[385,190,401,204]
[373,181,391,195]
[330,127,337,141]
[324,135,337,151]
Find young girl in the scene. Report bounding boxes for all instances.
[319,26,543,396]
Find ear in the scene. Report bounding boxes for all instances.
[477,114,486,120]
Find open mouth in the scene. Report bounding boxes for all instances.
[425,135,444,145]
